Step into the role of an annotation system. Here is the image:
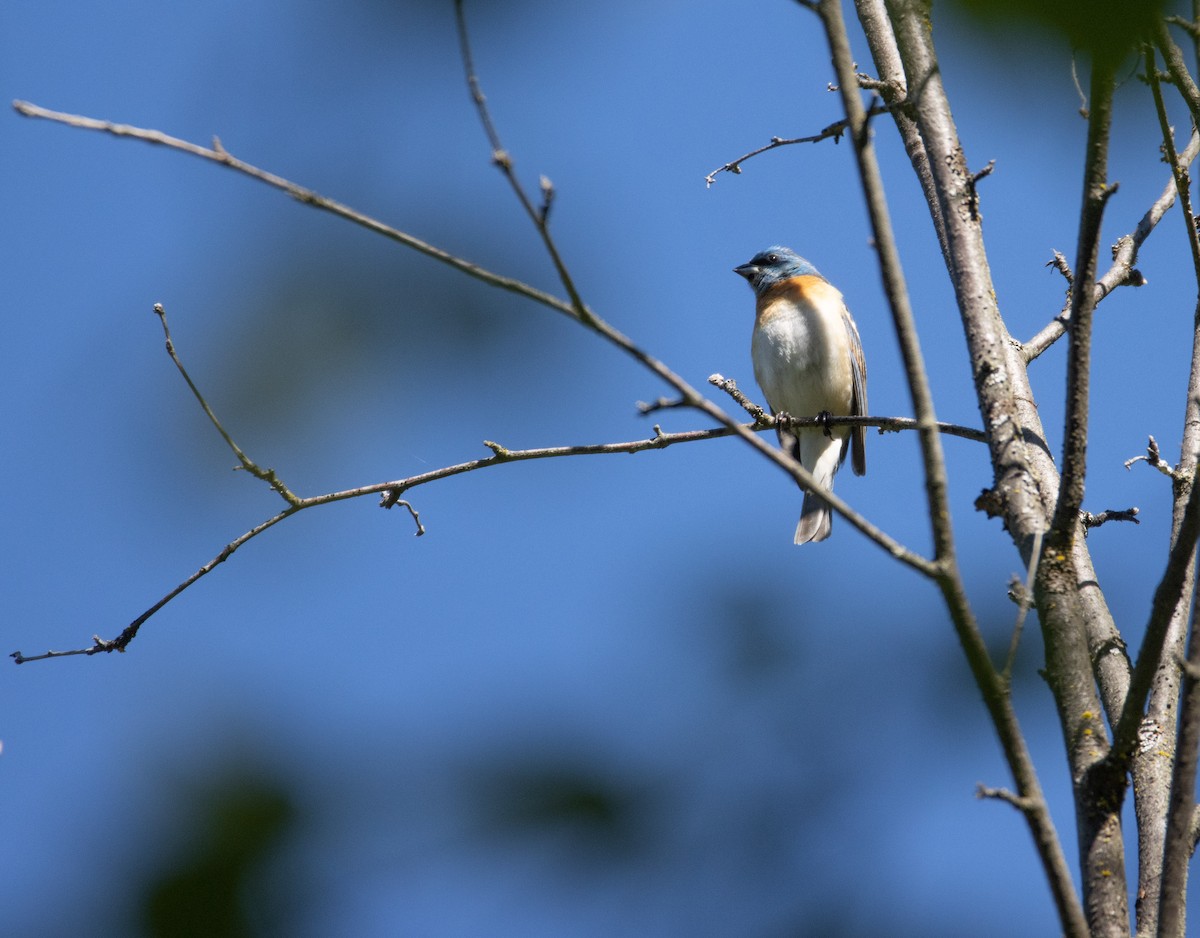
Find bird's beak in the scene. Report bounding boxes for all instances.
[733,263,757,280]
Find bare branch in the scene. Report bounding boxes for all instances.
[22,390,969,664]
[819,0,956,566]
[1157,20,1200,130]
[1149,41,1200,279]
[21,393,965,664]
[864,0,1101,930]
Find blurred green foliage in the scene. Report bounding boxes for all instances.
[946,0,1169,61]
[139,777,295,938]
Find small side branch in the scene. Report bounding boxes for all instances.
[1079,507,1140,534]
[704,102,891,187]
[977,783,1038,813]
[1125,435,1179,479]
[154,304,300,506]
[709,374,769,422]
[1003,530,1043,680]
[453,0,591,323]
[635,396,690,416]
[1047,249,1075,284]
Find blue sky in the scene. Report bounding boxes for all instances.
[4,1,1197,935]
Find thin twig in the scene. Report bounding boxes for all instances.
[154,304,300,505]
[1003,529,1042,680]
[453,1,591,323]
[1151,31,1200,277]
[704,103,891,187]
[12,100,580,323]
[11,506,300,662]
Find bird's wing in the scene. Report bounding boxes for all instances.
[843,306,867,477]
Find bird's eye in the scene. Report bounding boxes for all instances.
[765,253,778,264]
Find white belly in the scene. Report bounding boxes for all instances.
[751,301,852,419]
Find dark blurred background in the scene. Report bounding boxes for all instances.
[3,1,1196,935]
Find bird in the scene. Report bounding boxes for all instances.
[734,246,867,544]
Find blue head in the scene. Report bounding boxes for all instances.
[733,246,823,297]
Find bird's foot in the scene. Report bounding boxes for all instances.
[818,410,835,438]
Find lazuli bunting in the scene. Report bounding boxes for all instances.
[734,246,867,544]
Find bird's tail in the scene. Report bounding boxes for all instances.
[794,491,833,544]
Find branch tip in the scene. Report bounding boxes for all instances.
[1125,436,1176,477]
